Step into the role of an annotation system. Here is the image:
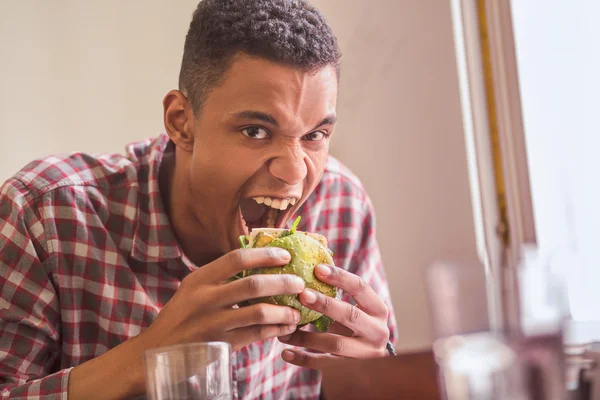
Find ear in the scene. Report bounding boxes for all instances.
[163,89,196,152]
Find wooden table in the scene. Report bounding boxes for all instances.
[320,350,441,400]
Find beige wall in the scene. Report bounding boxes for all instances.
[0,1,478,351]
[0,1,197,178]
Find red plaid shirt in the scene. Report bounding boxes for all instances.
[0,133,397,399]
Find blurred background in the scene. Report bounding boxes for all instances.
[2,0,599,354]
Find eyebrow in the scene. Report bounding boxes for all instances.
[231,110,337,130]
[315,115,337,128]
[232,110,279,127]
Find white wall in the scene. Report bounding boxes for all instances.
[0,1,479,351]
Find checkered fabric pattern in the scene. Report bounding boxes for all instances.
[0,133,398,399]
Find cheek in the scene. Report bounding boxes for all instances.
[187,152,223,196]
[306,150,328,183]
[311,144,329,167]
[188,153,255,200]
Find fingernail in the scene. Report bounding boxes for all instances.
[282,349,295,361]
[316,264,332,277]
[303,289,317,304]
[292,276,306,289]
[273,248,291,259]
[293,311,301,323]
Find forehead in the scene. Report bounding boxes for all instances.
[201,54,338,126]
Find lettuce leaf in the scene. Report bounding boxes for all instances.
[311,315,334,332]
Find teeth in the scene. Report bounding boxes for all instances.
[279,199,289,210]
[252,196,297,211]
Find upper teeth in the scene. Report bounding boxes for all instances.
[253,196,296,210]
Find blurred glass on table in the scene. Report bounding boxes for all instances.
[514,247,570,399]
[144,342,233,400]
[427,251,570,399]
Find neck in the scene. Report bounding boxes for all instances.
[159,151,222,267]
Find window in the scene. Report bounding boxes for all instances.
[511,0,600,326]
[451,0,599,340]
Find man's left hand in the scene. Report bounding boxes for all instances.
[278,264,391,368]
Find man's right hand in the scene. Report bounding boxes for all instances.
[141,246,303,351]
[68,247,302,399]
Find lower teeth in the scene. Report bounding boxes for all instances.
[266,209,277,228]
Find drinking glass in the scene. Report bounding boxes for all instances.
[144,342,233,400]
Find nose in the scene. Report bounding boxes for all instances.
[268,144,308,186]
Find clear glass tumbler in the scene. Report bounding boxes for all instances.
[144,342,233,400]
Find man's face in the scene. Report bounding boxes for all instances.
[184,54,338,254]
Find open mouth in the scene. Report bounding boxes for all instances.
[239,196,298,235]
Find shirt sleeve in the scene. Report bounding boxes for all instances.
[0,179,70,399]
[344,193,399,346]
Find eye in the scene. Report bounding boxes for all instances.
[302,131,328,141]
[241,126,270,139]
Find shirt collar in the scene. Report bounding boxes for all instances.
[128,133,183,262]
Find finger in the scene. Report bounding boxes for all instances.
[227,323,298,350]
[217,274,305,307]
[314,264,388,318]
[281,348,338,370]
[298,289,382,338]
[197,247,291,283]
[222,303,301,330]
[278,329,386,358]
[327,322,354,337]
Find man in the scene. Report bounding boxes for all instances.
[0,0,398,398]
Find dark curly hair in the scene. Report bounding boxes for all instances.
[179,0,342,113]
